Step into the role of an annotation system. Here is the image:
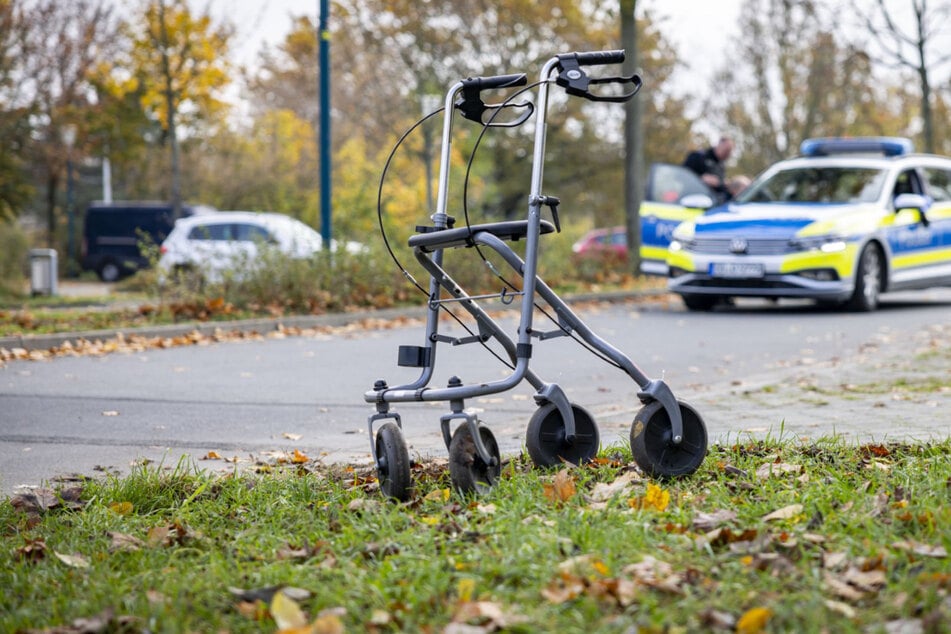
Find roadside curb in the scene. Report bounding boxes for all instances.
[1,289,668,352]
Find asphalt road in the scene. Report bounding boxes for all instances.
[2,290,950,494]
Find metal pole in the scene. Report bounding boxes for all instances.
[318,0,332,244]
[66,158,75,274]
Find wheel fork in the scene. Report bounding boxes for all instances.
[638,379,684,444]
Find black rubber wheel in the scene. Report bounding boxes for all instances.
[680,294,720,312]
[526,402,600,467]
[630,400,707,478]
[375,422,411,501]
[448,424,500,494]
[847,243,883,312]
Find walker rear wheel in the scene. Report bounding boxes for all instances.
[448,424,500,494]
[629,400,707,478]
[375,422,411,501]
[526,403,600,467]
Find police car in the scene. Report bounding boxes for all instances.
[666,137,951,311]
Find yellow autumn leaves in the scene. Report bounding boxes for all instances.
[542,467,670,512]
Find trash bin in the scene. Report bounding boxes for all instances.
[29,248,58,296]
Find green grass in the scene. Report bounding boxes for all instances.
[3,440,950,633]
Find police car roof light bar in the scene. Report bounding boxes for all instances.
[800,136,914,157]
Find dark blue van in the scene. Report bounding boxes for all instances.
[80,201,215,281]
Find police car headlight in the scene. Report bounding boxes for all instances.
[669,240,683,253]
[790,235,847,253]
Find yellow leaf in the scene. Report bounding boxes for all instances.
[457,578,476,602]
[291,449,309,464]
[643,483,671,511]
[271,590,307,630]
[424,488,450,502]
[109,501,133,515]
[736,606,773,633]
[202,451,222,460]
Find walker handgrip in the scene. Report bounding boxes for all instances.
[457,73,531,126]
[463,73,528,91]
[568,50,625,66]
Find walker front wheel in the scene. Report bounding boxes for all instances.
[375,422,411,501]
[448,424,500,494]
[629,400,707,478]
[526,403,600,467]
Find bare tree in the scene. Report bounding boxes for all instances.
[858,0,951,153]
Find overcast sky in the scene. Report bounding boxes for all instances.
[210,0,742,101]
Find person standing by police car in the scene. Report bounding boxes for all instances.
[683,136,734,203]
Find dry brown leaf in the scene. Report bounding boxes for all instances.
[692,509,737,531]
[15,538,48,563]
[762,504,803,522]
[755,462,802,479]
[543,469,577,504]
[54,551,90,569]
[891,540,948,558]
[587,471,640,502]
[107,531,145,552]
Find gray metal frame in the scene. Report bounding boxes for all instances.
[365,55,685,467]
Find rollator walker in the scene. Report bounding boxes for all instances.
[365,51,708,499]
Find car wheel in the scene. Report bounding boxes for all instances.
[847,243,882,312]
[681,294,720,312]
[98,261,121,283]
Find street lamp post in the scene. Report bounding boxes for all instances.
[62,124,78,277]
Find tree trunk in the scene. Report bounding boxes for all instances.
[157,0,182,217]
[621,0,643,276]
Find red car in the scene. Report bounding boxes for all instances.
[571,226,627,258]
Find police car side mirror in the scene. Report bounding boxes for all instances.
[894,193,930,226]
[679,194,714,210]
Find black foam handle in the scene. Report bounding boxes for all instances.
[462,73,528,91]
[570,50,625,66]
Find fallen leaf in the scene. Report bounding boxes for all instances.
[107,531,145,552]
[824,599,857,619]
[736,606,773,633]
[15,538,47,563]
[282,432,303,441]
[543,469,577,504]
[587,471,640,502]
[202,451,222,460]
[109,501,133,516]
[102,410,120,417]
[271,590,307,630]
[54,551,90,569]
[891,540,947,558]
[755,462,801,479]
[291,449,309,464]
[692,509,737,531]
[423,488,451,503]
[629,483,671,512]
[762,504,803,522]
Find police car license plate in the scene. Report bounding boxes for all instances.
[710,262,765,279]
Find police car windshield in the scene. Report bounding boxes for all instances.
[735,167,887,204]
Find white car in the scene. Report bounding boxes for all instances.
[158,211,364,282]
